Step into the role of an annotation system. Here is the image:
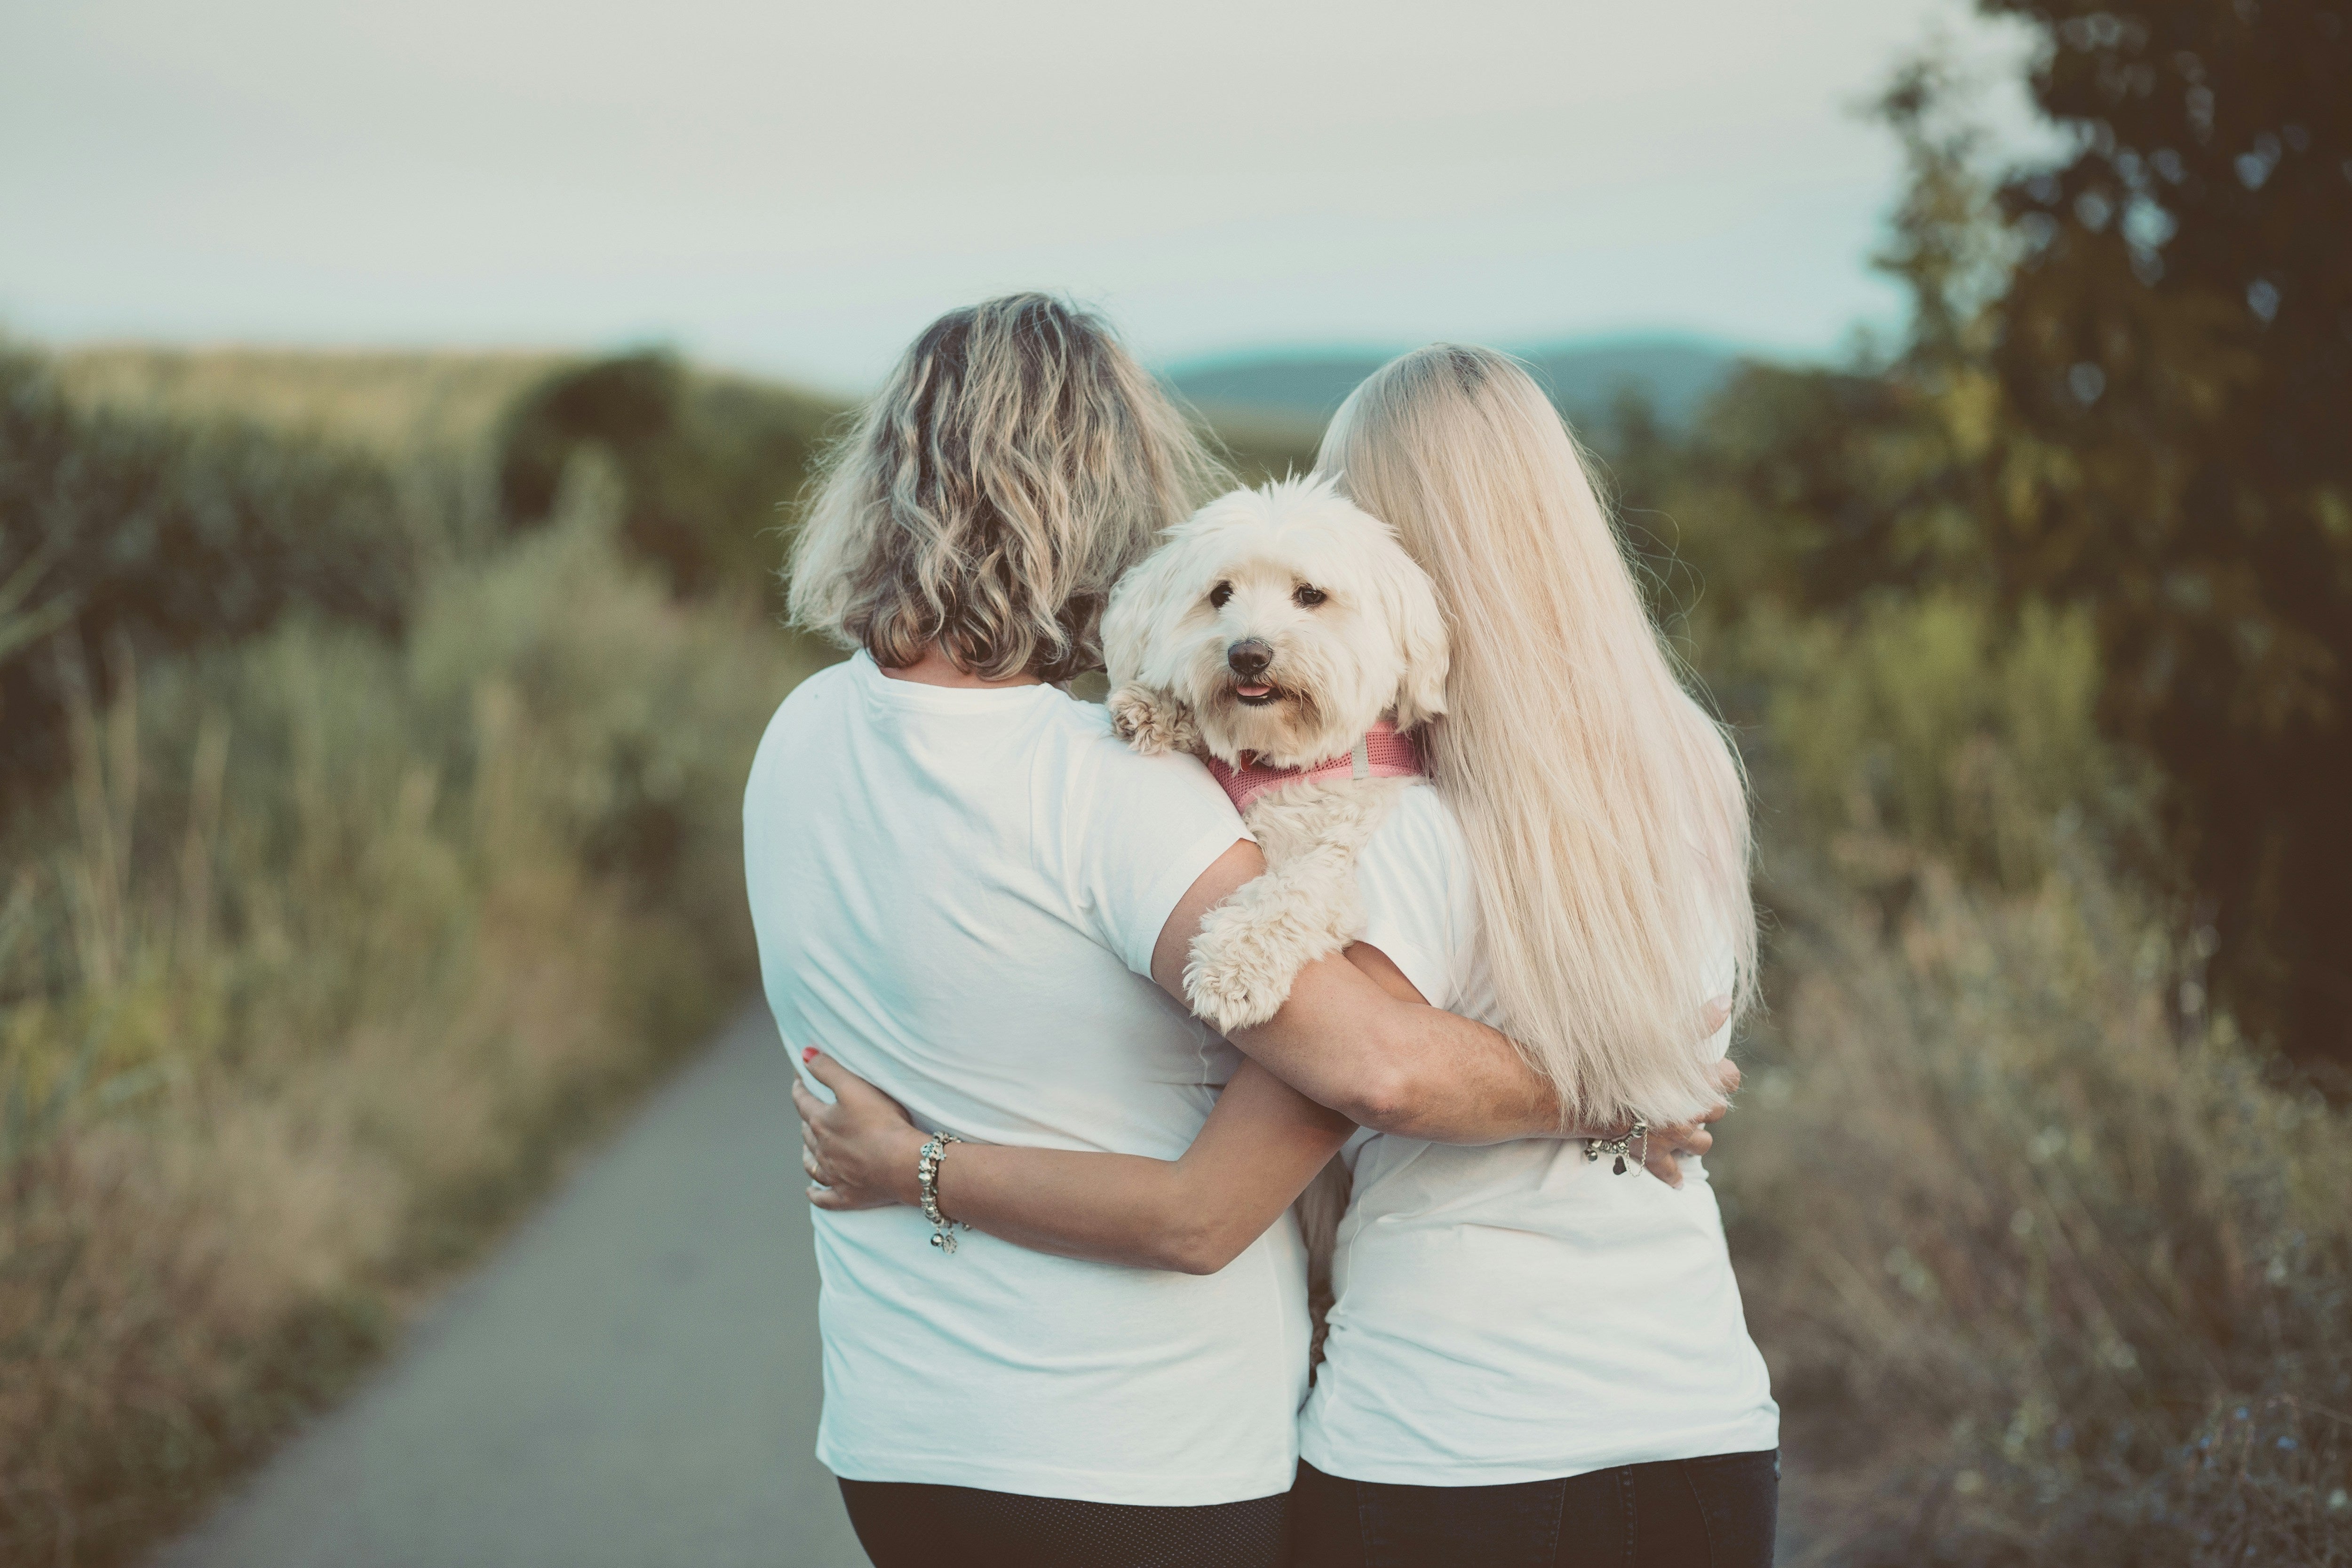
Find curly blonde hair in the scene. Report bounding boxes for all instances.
[788,294,1224,682]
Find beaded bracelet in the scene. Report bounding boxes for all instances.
[918,1133,968,1254]
[1585,1119,1650,1176]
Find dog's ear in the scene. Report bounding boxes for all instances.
[1102,536,1192,691]
[1370,547,1450,729]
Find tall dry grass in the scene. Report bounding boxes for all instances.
[1708,595,2352,1565]
[0,472,824,1565]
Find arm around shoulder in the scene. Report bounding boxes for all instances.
[795,1047,1349,1275]
[1235,951,1565,1144]
[903,1060,1348,1275]
[1150,849,1565,1144]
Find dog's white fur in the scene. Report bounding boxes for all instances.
[1102,476,1449,1032]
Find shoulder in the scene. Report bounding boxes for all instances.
[1040,690,1120,749]
[748,659,853,771]
[767,657,858,729]
[1035,699,1246,975]
[1351,782,1472,1010]
[1036,698,1234,812]
[1362,780,1470,871]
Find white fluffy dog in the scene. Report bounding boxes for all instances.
[1103,475,1449,1031]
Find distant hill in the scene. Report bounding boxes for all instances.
[1167,334,1749,433]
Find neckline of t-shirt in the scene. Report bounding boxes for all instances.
[850,650,1073,713]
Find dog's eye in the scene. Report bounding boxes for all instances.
[1293,584,1327,608]
[1208,581,1232,609]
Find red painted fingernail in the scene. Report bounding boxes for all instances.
[801,1047,818,1063]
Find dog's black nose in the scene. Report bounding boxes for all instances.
[1227,639,1273,678]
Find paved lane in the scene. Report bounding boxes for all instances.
[156,1006,867,1568]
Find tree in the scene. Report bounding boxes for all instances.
[1975,0,2352,1067]
[495,352,836,597]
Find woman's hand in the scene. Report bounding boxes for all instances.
[791,1048,931,1213]
[1557,1000,1741,1188]
[1584,1055,1741,1190]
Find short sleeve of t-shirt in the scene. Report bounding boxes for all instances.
[1056,716,1251,978]
[1351,783,1477,1013]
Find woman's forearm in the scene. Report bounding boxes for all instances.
[930,1061,1352,1274]
[819,1116,1207,1268]
[1149,859,1568,1142]
[1231,952,1569,1143]
[1347,999,1569,1143]
[932,1146,1202,1271]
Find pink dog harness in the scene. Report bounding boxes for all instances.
[1204,716,1426,813]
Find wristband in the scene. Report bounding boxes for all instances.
[918,1133,967,1254]
[1585,1119,1650,1176]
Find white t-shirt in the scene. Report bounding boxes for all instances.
[1297,782,1779,1484]
[743,653,1307,1505]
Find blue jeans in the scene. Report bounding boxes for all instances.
[1288,1450,1778,1568]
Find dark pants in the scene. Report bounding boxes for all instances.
[838,1478,1289,1568]
[1287,1451,1779,1568]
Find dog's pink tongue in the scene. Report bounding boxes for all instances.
[1238,683,1272,698]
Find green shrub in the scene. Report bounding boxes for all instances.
[1724,834,2351,1566]
[0,481,825,1566]
[1690,589,2350,1563]
[0,348,421,808]
[1735,592,2114,889]
[494,351,838,594]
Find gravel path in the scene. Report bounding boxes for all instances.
[154,1005,868,1568]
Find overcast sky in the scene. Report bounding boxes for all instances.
[0,0,2047,391]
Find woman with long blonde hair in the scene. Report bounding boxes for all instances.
[1286,344,1775,1563]
[795,342,1774,1565]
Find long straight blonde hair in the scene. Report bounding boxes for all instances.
[1320,345,1756,1124]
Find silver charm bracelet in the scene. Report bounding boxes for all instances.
[918,1133,968,1254]
[1586,1119,1650,1176]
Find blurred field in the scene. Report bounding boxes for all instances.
[53,345,571,458]
[1,349,832,1564]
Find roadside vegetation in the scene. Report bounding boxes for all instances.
[0,350,830,1564]
[1693,582,2349,1565]
[1606,18,2352,1558]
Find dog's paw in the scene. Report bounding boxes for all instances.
[1184,949,1293,1033]
[1184,899,1313,1031]
[1108,685,1199,756]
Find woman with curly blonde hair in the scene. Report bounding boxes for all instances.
[750,299,1595,1568]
